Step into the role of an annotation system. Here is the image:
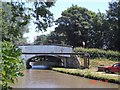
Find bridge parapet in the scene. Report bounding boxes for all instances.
[19,45,73,60]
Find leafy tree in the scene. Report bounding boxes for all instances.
[50,3,119,51]
[2,1,55,44]
[88,11,109,49]
[46,31,67,44]
[34,35,48,44]
[2,2,30,43]
[33,1,55,31]
[55,5,96,47]
[106,0,120,51]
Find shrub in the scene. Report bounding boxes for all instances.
[74,47,120,61]
[1,41,24,90]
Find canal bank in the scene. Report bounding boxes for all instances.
[52,68,120,84]
[13,69,119,89]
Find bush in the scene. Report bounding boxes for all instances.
[1,41,24,90]
[74,47,120,61]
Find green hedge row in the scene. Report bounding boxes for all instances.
[74,47,120,61]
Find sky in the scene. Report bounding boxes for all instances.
[23,0,113,43]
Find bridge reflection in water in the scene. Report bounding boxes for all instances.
[31,65,51,70]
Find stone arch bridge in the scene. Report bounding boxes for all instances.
[19,45,89,69]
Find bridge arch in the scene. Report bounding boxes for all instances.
[26,55,64,69]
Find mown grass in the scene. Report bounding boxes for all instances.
[52,68,120,84]
[79,58,117,69]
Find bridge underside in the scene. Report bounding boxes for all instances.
[26,55,81,69]
[26,55,65,69]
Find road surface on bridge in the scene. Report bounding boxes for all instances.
[13,67,118,88]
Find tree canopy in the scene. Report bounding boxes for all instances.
[2,2,30,43]
[51,5,97,47]
[106,0,120,51]
[44,0,119,51]
[1,1,55,44]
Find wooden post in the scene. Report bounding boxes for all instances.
[84,54,88,68]
[84,53,90,68]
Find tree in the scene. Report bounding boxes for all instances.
[1,1,56,89]
[34,35,48,44]
[1,2,30,89]
[2,2,30,43]
[88,11,109,49]
[55,5,97,47]
[2,1,55,44]
[106,0,120,51]
[46,31,67,44]
[33,1,55,31]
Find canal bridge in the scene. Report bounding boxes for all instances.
[19,45,89,69]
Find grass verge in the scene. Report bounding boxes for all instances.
[52,68,120,84]
[79,58,117,68]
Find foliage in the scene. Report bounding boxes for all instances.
[87,12,109,49]
[74,47,120,61]
[1,1,56,88]
[33,1,55,31]
[1,41,24,90]
[1,1,55,44]
[47,0,120,51]
[0,42,2,90]
[106,0,120,51]
[34,35,48,44]
[1,2,30,43]
[48,5,110,49]
[54,5,97,47]
[1,1,56,89]
[47,31,67,44]
[52,68,120,84]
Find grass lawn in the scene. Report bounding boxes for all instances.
[52,68,120,84]
[52,58,120,84]
[80,58,117,71]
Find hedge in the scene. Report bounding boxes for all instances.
[74,47,120,61]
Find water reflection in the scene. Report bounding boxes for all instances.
[31,65,52,70]
[13,66,119,88]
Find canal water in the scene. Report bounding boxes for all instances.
[13,66,119,88]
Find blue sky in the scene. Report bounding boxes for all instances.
[23,0,113,43]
